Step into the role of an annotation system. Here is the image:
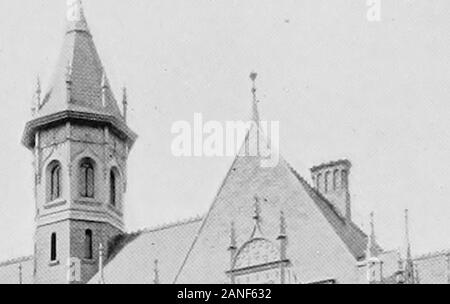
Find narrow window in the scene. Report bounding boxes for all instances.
[50,233,57,262]
[50,165,61,201]
[325,172,331,193]
[342,170,348,188]
[110,170,117,207]
[80,159,95,198]
[84,230,93,260]
[333,169,339,190]
[317,173,322,190]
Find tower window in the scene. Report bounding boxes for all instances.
[50,233,57,262]
[80,158,95,198]
[316,173,322,190]
[50,162,61,201]
[84,229,93,260]
[110,169,118,207]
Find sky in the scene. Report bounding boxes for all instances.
[0,0,450,261]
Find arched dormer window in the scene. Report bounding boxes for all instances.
[80,158,95,198]
[341,170,348,188]
[50,233,57,262]
[316,173,322,190]
[48,161,62,202]
[84,229,93,260]
[109,169,119,207]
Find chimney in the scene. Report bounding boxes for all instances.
[310,160,352,221]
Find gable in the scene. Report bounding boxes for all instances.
[174,127,366,284]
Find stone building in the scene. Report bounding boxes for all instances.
[0,1,448,284]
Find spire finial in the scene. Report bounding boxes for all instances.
[101,70,108,107]
[250,195,263,238]
[66,0,89,33]
[122,86,128,122]
[98,243,105,284]
[229,221,237,250]
[279,210,287,238]
[250,72,260,124]
[367,212,378,258]
[404,209,416,284]
[18,263,23,285]
[153,259,160,284]
[32,76,41,114]
[66,60,73,84]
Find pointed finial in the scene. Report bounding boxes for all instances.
[122,86,128,121]
[253,195,261,223]
[66,0,89,33]
[99,243,105,284]
[279,211,287,238]
[32,76,41,114]
[366,212,378,259]
[66,60,73,84]
[404,209,416,284]
[153,259,160,284]
[229,221,237,250]
[18,263,23,284]
[101,71,108,107]
[250,72,260,124]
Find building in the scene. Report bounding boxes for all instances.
[0,1,448,284]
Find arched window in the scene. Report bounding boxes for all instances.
[50,233,57,262]
[324,171,331,193]
[341,170,348,188]
[317,173,322,190]
[333,169,339,190]
[80,158,95,198]
[110,169,118,207]
[84,229,93,260]
[49,162,61,201]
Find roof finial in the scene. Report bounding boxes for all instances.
[18,263,23,285]
[101,70,108,107]
[367,212,378,258]
[98,243,105,284]
[153,259,160,284]
[66,0,89,33]
[250,72,260,124]
[32,76,41,114]
[404,209,415,284]
[122,86,128,122]
[250,195,263,238]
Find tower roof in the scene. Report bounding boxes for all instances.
[23,1,136,149]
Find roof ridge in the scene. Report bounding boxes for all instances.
[414,249,450,261]
[129,215,204,235]
[0,255,33,267]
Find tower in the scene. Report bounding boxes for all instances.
[22,1,137,284]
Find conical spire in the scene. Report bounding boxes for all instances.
[22,1,137,150]
[66,0,90,34]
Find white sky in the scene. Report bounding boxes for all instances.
[1,0,450,261]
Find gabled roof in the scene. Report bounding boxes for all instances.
[88,217,202,284]
[0,256,34,285]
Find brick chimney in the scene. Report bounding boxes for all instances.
[311,160,352,221]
